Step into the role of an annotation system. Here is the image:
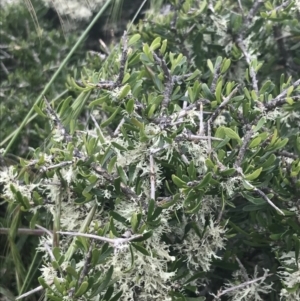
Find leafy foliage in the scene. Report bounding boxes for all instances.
[0,0,87,156]
[1,0,300,301]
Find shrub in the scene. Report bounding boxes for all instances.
[1,0,300,300]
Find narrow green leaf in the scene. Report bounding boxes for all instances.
[253,117,266,132]
[108,156,117,173]
[249,137,261,148]
[221,58,231,73]
[118,84,131,100]
[207,59,214,73]
[110,290,123,301]
[34,104,47,118]
[245,167,263,181]
[172,174,188,188]
[131,242,150,256]
[132,230,153,242]
[222,127,242,144]
[126,99,134,114]
[131,212,139,232]
[195,172,212,189]
[215,80,222,103]
[201,83,215,100]
[128,34,141,46]
[100,107,121,128]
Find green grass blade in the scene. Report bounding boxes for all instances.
[3,0,115,156]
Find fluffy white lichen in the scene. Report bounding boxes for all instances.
[41,0,106,21]
[221,176,242,197]
[0,165,37,202]
[278,252,300,301]
[93,201,176,301]
[174,211,226,272]
[220,266,273,301]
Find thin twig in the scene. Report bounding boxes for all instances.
[69,242,94,298]
[116,32,128,86]
[208,86,239,125]
[16,285,45,300]
[149,154,156,200]
[235,256,249,282]
[58,231,143,247]
[152,51,174,107]
[214,273,271,299]
[265,79,300,110]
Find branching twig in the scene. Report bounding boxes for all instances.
[214,273,271,299]
[16,285,46,300]
[176,133,222,142]
[236,39,259,97]
[44,96,72,142]
[58,231,143,248]
[210,62,221,93]
[236,167,285,215]
[208,86,239,125]
[235,256,249,282]
[116,31,128,86]
[149,154,156,200]
[234,125,253,168]
[69,242,94,298]
[95,32,128,90]
[91,163,146,208]
[152,52,174,107]
[265,79,300,110]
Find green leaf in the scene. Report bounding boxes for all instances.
[187,161,196,180]
[66,266,79,279]
[172,174,188,188]
[110,211,129,225]
[128,34,141,46]
[158,194,180,209]
[249,137,261,148]
[126,99,134,114]
[53,277,64,294]
[221,58,231,73]
[160,39,167,54]
[131,242,150,256]
[205,158,215,169]
[259,80,272,94]
[253,117,266,132]
[260,154,276,169]
[108,156,117,173]
[186,196,202,214]
[100,107,121,128]
[147,199,155,221]
[245,167,263,181]
[222,127,242,144]
[186,69,201,81]
[34,103,47,118]
[118,84,131,100]
[150,37,161,50]
[242,179,254,190]
[132,230,153,242]
[110,290,123,301]
[88,94,110,107]
[116,166,127,185]
[195,172,212,189]
[131,212,140,232]
[110,217,119,237]
[207,59,214,73]
[111,141,127,151]
[215,80,222,103]
[94,266,114,296]
[201,83,215,100]
[148,104,156,118]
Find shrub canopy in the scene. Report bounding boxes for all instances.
[1,1,300,301]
